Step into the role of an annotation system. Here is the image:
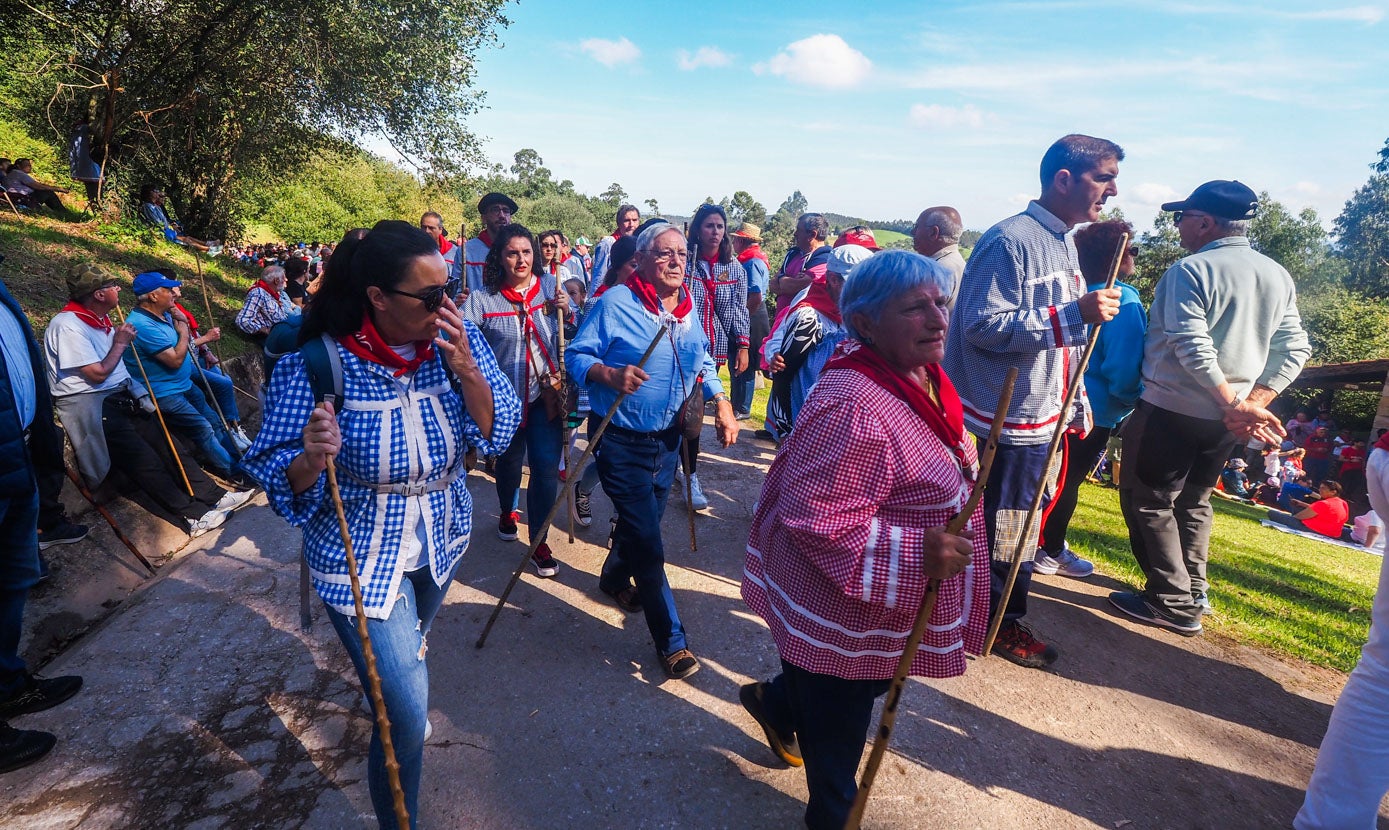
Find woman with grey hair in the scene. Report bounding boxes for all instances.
[740,250,989,830]
[235,264,300,338]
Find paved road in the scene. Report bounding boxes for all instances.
[1,430,1380,829]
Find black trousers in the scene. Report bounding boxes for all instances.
[1038,427,1112,555]
[1118,401,1237,623]
[102,396,224,522]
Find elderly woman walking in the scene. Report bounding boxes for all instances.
[567,222,739,680]
[681,203,749,509]
[740,251,990,830]
[242,220,521,829]
[462,224,570,576]
[235,264,299,339]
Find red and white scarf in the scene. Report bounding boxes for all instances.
[339,312,435,377]
[61,301,111,333]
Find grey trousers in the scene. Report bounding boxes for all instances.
[1118,401,1237,624]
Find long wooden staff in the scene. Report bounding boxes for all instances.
[982,233,1130,655]
[188,341,234,439]
[557,268,575,545]
[113,305,194,496]
[845,368,1017,830]
[680,240,701,550]
[63,463,156,575]
[319,399,409,830]
[191,251,221,364]
[477,324,668,649]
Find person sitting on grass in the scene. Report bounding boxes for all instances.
[1276,472,1316,511]
[3,158,70,212]
[1220,457,1251,499]
[137,184,220,254]
[1267,479,1350,539]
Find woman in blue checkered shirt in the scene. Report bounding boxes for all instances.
[243,221,522,830]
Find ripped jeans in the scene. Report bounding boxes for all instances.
[324,564,452,830]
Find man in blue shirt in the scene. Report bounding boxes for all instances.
[0,272,83,774]
[123,272,238,480]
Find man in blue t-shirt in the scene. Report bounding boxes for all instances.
[123,271,237,478]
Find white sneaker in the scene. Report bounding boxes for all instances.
[688,473,709,511]
[1033,545,1094,578]
[424,718,433,742]
[188,508,230,538]
[230,426,254,453]
[214,489,255,512]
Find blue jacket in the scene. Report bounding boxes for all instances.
[0,278,61,496]
[1084,280,1147,429]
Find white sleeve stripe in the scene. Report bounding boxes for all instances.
[886,525,903,609]
[862,517,878,602]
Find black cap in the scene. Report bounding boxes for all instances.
[1161,180,1258,220]
[477,192,519,214]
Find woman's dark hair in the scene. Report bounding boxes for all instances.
[139,183,159,202]
[1073,219,1136,284]
[689,203,732,264]
[1320,479,1343,496]
[300,221,435,342]
[283,256,309,281]
[482,223,537,293]
[603,235,639,288]
[537,229,564,267]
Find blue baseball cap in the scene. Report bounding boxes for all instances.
[131,271,182,295]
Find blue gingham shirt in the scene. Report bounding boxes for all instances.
[242,320,522,620]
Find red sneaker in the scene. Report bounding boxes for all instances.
[497,511,520,541]
[991,621,1058,669]
[531,543,559,578]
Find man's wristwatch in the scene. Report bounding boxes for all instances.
[1223,393,1243,410]
[711,392,730,405]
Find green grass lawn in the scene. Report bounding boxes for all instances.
[716,366,771,425]
[1069,483,1379,672]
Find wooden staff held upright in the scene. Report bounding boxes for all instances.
[982,233,1130,656]
[113,305,194,497]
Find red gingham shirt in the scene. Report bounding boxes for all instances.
[743,368,990,680]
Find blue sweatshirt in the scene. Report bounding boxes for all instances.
[1084,280,1146,429]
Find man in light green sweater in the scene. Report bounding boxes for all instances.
[1113,180,1311,635]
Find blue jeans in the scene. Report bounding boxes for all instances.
[193,363,240,424]
[0,489,41,698]
[760,660,890,830]
[594,422,685,655]
[324,564,454,830]
[982,441,1057,623]
[494,400,562,542]
[158,387,235,475]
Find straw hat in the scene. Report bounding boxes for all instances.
[731,222,763,242]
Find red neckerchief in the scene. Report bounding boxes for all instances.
[1377,431,1389,453]
[737,244,769,267]
[61,301,112,333]
[499,278,558,425]
[338,312,435,377]
[790,277,842,325]
[593,284,609,299]
[175,302,200,332]
[626,274,692,319]
[254,279,281,301]
[689,257,723,347]
[477,230,494,249]
[610,231,623,242]
[823,339,970,475]
[439,237,455,256]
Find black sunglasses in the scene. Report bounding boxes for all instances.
[387,278,461,312]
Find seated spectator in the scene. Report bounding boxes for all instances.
[1277,473,1316,512]
[1268,480,1350,539]
[137,185,220,254]
[1220,458,1251,499]
[234,265,298,338]
[4,158,69,212]
[166,281,253,453]
[1350,509,1385,553]
[123,271,242,481]
[283,256,310,308]
[45,264,250,535]
[0,159,10,176]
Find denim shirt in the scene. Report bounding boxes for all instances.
[566,285,723,433]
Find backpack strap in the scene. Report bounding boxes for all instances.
[300,333,344,405]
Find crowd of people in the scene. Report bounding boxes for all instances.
[1,132,1386,829]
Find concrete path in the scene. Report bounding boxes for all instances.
[1,431,1383,829]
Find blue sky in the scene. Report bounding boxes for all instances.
[459,0,1388,233]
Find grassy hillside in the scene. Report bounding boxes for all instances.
[0,212,262,358]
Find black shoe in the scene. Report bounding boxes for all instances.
[601,583,642,613]
[0,722,56,774]
[38,521,88,550]
[0,674,84,719]
[739,682,802,767]
[659,648,700,680]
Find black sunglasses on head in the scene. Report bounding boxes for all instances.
[387,277,462,312]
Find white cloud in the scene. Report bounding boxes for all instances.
[1130,182,1181,204]
[754,34,871,89]
[580,37,641,68]
[908,103,995,129]
[676,46,732,71]
[1284,6,1384,23]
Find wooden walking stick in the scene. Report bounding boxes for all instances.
[319,399,410,830]
[982,233,1130,656]
[844,368,1016,830]
[63,463,157,575]
[681,435,698,551]
[191,251,221,364]
[477,324,668,649]
[556,269,576,545]
[113,306,195,497]
[188,344,235,440]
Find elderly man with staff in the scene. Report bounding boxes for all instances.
[739,250,991,830]
[242,220,521,829]
[566,221,739,681]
